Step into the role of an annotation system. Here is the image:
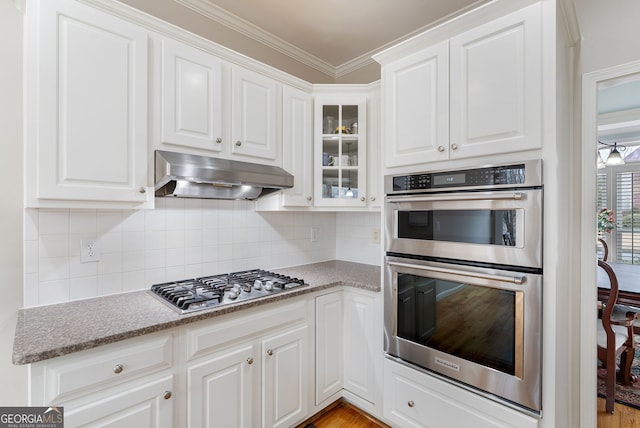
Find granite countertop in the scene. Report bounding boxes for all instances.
[13,260,380,365]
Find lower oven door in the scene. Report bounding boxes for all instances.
[384,255,542,412]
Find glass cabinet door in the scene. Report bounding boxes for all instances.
[316,99,365,206]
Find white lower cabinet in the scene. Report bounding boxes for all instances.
[187,344,256,428]
[186,325,309,428]
[384,359,538,428]
[315,292,344,404]
[262,325,310,428]
[64,376,174,428]
[29,332,175,428]
[185,299,311,428]
[343,290,379,404]
[315,289,381,409]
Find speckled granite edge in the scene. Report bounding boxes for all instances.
[13,260,380,365]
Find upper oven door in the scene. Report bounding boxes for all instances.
[385,188,542,269]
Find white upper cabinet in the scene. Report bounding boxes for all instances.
[155,38,291,167]
[378,2,542,169]
[449,2,542,159]
[314,94,368,208]
[25,0,151,208]
[383,41,449,168]
[158,37,223,153]
[281,86,314,207]
[231,66,279,161]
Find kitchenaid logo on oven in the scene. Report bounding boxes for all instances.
[435,357,460,372]
[0,406,63,428]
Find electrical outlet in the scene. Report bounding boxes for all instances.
[373,228,380,243]
[310,227,319,242]
[80,239,101,263]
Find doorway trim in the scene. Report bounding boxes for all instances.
[581,59,640,426]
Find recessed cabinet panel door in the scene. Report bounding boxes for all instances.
[262,325,309,428]
[282,86,313,207]
[343,291,376,403]
[384,41,449,167]
[187,345,255,428]
[231,67,278,161]
[35,0,148,203]
[449,2,542,159]
[315,292,343,404]
[160,38,223,152]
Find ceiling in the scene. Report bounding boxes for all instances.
[174,0,491,78]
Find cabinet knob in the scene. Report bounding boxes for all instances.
[113,364,124,374]
[266,349,273,356]
[235,140,242,147]
[407,400,415,408]
[370,196,376,202]
[438,145,445,152]
[247,357,254,365]
[451,143,458,150]
[163,391,172,400]
[307,196,312,201]
[216,137,222,144]
[138,187,146,194]
[360,197,365,202]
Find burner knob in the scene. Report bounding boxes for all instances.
[228,289,239,299]
[253,280,263,290]
[264,281,274,291]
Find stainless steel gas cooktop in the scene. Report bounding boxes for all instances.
[149,269,308,314]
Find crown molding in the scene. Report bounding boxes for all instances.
[174,0,338,79]
[75,0,312,91]
[558,0,581,47]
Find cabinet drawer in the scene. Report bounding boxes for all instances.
[64,375,174,427]
[186,299,308,361]
[36,333,173,403]
[383,359,538,428]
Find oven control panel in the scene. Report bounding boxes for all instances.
[386,161,541,194]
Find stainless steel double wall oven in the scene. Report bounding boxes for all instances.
[384,160,543,413]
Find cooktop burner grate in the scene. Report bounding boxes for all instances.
[149,269,307,314]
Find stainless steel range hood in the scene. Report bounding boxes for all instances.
[154,150,293,200]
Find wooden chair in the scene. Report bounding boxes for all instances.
[598,238,609,261]
[597,260,636,413]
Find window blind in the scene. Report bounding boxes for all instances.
[615,171,640,264]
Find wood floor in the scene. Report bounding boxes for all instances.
[597,397,640,428]
[298,400,389,428]
[302,397,640,427]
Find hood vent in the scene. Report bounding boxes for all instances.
[154,150,293,200]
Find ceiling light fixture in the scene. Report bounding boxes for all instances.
[598,141,626,166]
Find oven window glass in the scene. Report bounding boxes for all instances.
[397,210,517,246]
[396,273,516,375]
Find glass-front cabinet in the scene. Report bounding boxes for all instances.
[314,95,367,207]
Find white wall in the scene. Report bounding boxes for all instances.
[335,212,382,266]
[575,0,640,74]
[0,0,28,406]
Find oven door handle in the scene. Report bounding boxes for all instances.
[388,261,526,285]
[385,192,523,203]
